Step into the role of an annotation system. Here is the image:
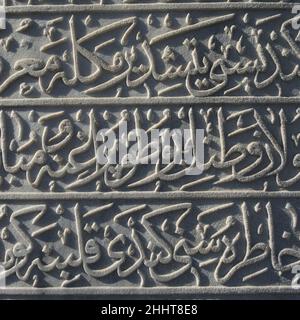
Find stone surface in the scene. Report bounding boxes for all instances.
[0,0,300,299]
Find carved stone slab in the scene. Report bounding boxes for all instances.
[0,1,300,299]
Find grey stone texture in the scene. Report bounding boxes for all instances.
[0,0,300,299]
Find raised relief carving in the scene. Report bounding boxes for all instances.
[0,1,299,297]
